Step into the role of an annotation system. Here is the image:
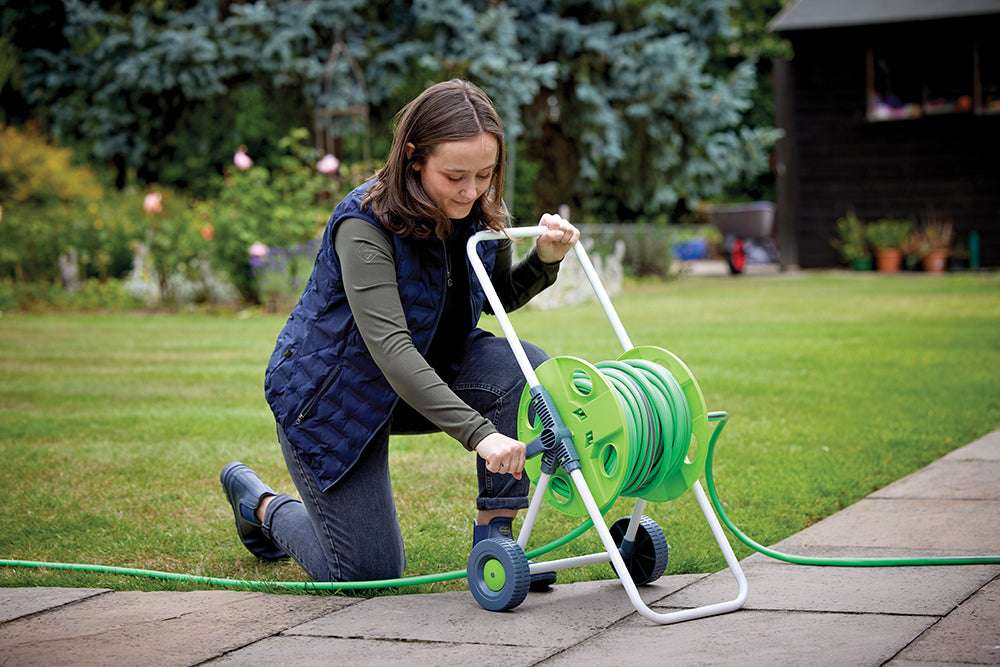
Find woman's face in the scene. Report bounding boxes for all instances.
[409,133,498,220]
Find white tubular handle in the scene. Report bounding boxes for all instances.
[466,225,634,386]
[569,242,633,351]
[467,227,547,388]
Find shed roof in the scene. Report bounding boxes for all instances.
[769,0,1000,32]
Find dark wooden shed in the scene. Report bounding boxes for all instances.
[769,0,1000,268]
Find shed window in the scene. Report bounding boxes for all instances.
[868,45,923,120]
[923,44,974,114]
[867,43,995,121]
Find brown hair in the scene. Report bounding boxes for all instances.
[363,79,507,240]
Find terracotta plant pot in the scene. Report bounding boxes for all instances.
[922,250,949,273]
[874,248,902,273]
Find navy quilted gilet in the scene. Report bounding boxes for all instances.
[264,180,499,491]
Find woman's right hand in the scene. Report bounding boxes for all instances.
[535,212,580,264]
[474,432,526,480]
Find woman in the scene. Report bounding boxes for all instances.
[220,79,579,586]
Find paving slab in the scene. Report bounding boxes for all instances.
[540,607,936,667]
[0,589,352,667]
[940,430,1000,462]
[777,498,1000,554]
[0,587,109,623]
[206,633,558,666]
[888,575,1000,667]
[664,548,1000,615]
[284,575,706,648]
[869,457,1000,500]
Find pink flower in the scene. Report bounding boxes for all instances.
[317,153,340,175]
[143,192,163,214]
[234,148,253,171]
[201,224,214,242]
[248,241,268,258]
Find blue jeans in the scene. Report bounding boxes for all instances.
[260,331,548,582]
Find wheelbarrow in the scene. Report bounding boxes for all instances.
[704,201,780,274]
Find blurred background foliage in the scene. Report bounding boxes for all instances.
[0,0,788,307]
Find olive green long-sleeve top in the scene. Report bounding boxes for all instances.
[334,217,560,451]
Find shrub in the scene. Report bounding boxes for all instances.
[249,239,320,312]
[832,210,870,263]
[0,123,104,283]
[207,129,378,301]
[865,219,913,250]
[0,278,145,312]
[208,129,344,299]
[576,221,676,278]
[136,188,217,305]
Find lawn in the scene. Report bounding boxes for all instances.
[1,271,998,595]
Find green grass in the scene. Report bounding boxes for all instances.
[2,271,999,595]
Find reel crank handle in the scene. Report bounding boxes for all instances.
[525,435,545,459]
[523,384,580,475]
[525,426,574,459]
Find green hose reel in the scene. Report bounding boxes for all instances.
[518,345,709,516]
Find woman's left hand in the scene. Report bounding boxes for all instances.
[535,213,580,264]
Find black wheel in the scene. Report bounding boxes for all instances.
[609,515,669,585]
[467,536,530,611]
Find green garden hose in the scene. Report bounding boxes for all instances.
[585,358,691,498]
[3,358,998,591]
[703,412,1000,567]
[0,520,594,592]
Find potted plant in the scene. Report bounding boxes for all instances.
[910,220,955,273]
[831,210,871,270]
[865,219,913,273]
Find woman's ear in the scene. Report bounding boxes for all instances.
[404,142,420,170]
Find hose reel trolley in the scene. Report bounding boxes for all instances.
[466,227,747,624]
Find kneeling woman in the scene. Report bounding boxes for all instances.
[220,79,578,587]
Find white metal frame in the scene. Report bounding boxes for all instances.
[467,226,748,624]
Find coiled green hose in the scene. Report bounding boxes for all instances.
[579,358,692,497]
